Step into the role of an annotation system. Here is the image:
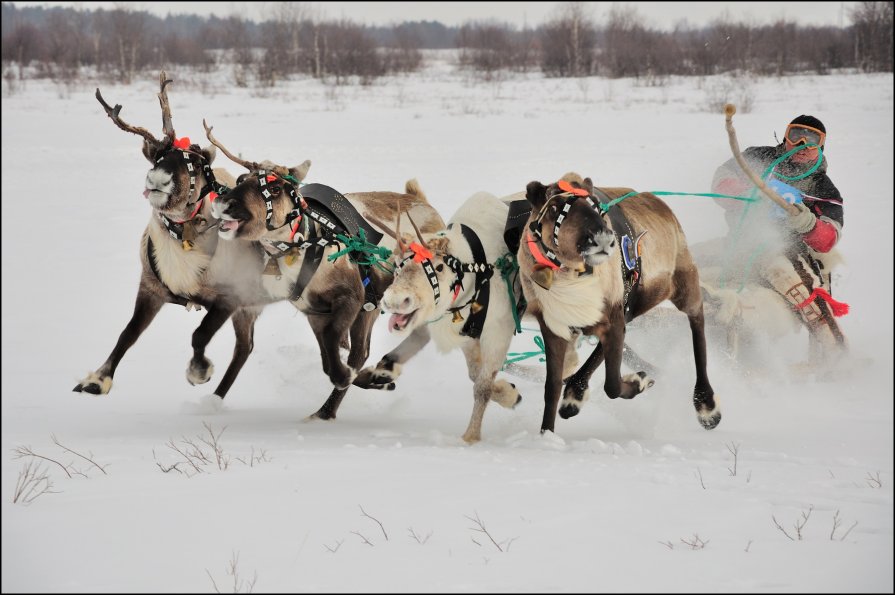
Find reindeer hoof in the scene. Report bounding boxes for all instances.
[353,367,397,390]
[619,371,653,399]
[73,373,112,395]
[698,410,722,430]
[558,402,579,419]
[187,357,214,385]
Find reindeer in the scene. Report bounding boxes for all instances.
[202,121,445,420]
[74,71,272,400]
[519,173,721,436]
[354,191,583,443]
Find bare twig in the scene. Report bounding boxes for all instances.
[51,434,109,475]
[830,510,858,541]
[658,540,674,550]
[744,539,753,552]
[408,527,432,545]
[206,551,256,593]
[465,511,513,553]
[12,461,59,504]
[680,534,709,550]
[773,506,813,541]
[152,449,185,475]
[13,445,73,478]
[725,441,740,476]
[772,515,795,541]
[323,539,344,553]
[197,422,230,470]
[359,505,388,541]
[865,471,882,488]
[351,530,374,547]
[695,466,706,489]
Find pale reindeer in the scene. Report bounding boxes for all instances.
[203,121,445,420]
[354,191,581,443]
[518,173,721,436]
[75,71,274,399]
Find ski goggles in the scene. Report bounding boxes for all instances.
[784,123,825,147]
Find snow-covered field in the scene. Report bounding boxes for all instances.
[2,55,892,592]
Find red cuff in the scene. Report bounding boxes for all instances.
[802,218,838,253]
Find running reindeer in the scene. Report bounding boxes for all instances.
[203,121,445,420]
[75,71,270,399]
[519,173,721,435]
[354,191,584,443]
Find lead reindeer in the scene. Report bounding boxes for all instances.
[203,121,445,420]
[519,173,721,436]
[75,71,270,399]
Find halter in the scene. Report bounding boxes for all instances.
[527,181,606,272]
[154,145,230,249]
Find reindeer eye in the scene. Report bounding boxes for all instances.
[436,264,444,272]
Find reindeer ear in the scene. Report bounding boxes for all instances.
[428,236,450,255]
[582,177,595,194]
[236,173,250,185]
[526,181,547,208]
[202,145,217,164]
[290,159,312,182]
[142,138,161,163]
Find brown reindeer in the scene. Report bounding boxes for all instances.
[519,173,720,435]
[74,71,270,400]
[203,121,445,420]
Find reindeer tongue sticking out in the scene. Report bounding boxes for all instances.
[388,312,414,333]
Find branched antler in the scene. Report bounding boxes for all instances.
[95,88,160,145]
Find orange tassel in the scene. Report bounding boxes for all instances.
[796,287,849,317]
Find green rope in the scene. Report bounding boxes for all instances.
[503,334,546,367]
[282,174,305,186]
[495,253,523,334]
[603,190,758,211]
[326,228,395,273]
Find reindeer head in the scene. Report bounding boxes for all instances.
[202,119,311,241]
[96,71,220,218]
[525,174,617,268]
[381,229,454,333]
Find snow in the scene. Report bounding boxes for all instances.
[2,56,892,592]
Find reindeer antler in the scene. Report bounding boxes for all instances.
[202,119,263,172]
[405,211,428,248]
[724,103,799,215]
[364,213,399,240]
[202,119,296,177]
[158,70,176,141]
[394,201,408,257]
[95,88,161,146]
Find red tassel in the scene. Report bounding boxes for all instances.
[796,287,849,317]
[173,137,191,149]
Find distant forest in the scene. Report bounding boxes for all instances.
[2,1,891,86]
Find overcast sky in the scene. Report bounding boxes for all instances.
[10,1,858,29]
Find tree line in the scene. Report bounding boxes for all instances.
[2,1,891,87]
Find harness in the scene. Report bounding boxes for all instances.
[442,224,494,339]
[155,147,229,250]
[254,173,384,309]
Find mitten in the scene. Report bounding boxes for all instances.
[784,202,817,234]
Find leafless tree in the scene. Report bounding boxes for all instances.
[540,2,596,77]
[850,1,894,72]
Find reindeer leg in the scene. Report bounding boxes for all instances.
[74,287,165,395]
[187,302,236,386]
[211,306,260,399]
[312,308,379,419]
[306,294,362,420]
[602,309,654,400]
[354,325,431,390]
[673,267,721,430]
[536,314,570,435]
[460,335,520,444]
[559,341,604,419]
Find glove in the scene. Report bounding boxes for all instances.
[784,202,817,234]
